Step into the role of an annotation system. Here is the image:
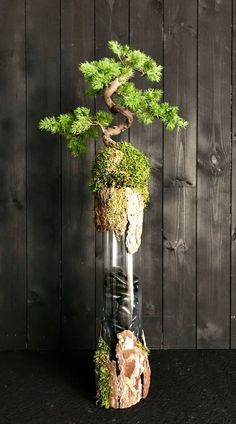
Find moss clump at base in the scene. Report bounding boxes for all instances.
[90,141,151,206]
[94,337,111,409]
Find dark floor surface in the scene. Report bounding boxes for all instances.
[1,350,236,424]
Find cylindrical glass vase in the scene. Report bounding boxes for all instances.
[95,230,151,409]
[101,231,141,351]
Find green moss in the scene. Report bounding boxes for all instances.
[94,337,111,409]
[90,141,151,205]
[136,339,150,356]
[106,188,128,236]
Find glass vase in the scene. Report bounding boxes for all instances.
[95,230,151,409]
[101,231,141,350]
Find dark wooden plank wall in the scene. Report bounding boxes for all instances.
[130,0,163,348]
[0,0,234,350]
[163,0,197,348]
[232,0,236,348]
[197,0,231,348]
[61,0,95,350]
[26,0,61,349]
[0,0,26,349]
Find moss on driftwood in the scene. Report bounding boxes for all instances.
[95,330,151,409]
[94,337,111,409]
[94,187,144,253]
[106,188,128,236]
[136,339,150,356]
[90,141,150,205]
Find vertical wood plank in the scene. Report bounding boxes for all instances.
[0,1,26,350]
[130,0,163,348]
[163,0,197,348]
[27,0,61,348]
[95,0,129,340]
[61,0,95,349]
[231,0,236,348]
[163,188,196,348]
[197,0,231,348]
[164,1,197,187]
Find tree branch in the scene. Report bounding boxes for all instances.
[102,78,134,146]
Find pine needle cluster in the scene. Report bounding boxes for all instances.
[39,107,112,156]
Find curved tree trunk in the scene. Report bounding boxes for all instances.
[102,78,134,146]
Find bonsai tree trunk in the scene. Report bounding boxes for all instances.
[102,78,134,146]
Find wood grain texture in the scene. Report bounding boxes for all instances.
[164,0,197,188]
[26,0,61,349]
[130,0,163,348]
[95,0,129,340]
[197,0,231,348]
[231,0,236,348]
[163,0,197,349]
[0,0,26,350]
[163,188,196,348]
[61,0,95,349]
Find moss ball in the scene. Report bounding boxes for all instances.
[90,141,150,205]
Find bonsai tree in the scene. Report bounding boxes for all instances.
[39,40,187,409]
[39,40,186,152]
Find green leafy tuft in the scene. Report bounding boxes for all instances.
[108,40,163,82]
[95,110,113,127]
[116,82,187,129]
[39,116,60,134]
[79,58,129,93]
[39,107,101,157]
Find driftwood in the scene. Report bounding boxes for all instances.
[94,188,144,254]
[107,330,151,409]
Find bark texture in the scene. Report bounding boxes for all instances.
[108,330,151,409]
[126,191,145,254]
[94,188,144,254]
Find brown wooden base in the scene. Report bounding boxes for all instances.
[97,330,151,409]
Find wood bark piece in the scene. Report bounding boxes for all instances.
[94,188,144,254]
[108,330,151,409]
[125,191,144,254]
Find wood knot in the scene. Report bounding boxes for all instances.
[209,154,223,175]
[164,237,188,253]
[232,228,236,242]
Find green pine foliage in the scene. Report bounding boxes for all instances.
[39,107,108,156]
[90,141,151,205]
[39,40,188,157]
[80,58,131,92]
[80,41,163,94]
[116,82,187,128]
[108,40,163,82]
[95,111,113,127]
